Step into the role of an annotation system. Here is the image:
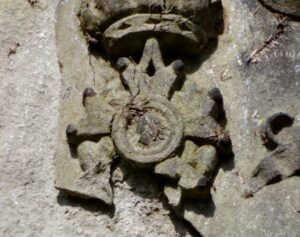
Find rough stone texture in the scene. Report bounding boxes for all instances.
[259,0,300,19]
[79,0,222,42]
[246,112,300,195]
[0,0,299,237]
[55,1,231,231]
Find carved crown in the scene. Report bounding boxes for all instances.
[79,0,224,57]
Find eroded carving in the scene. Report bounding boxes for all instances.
[248,112,300,194]
[56,0,228,234]
[63,36,231,205]
[79,0,224,58]
[112,38,185,166]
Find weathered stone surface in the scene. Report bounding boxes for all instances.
[54,0,300,234]
[259,0,300,19]
[156,144,218,202]
[79,0,223,46]
[56,0,230,233]
[247,112,300,194]
[164,185,182,208]
[103,14,208,57]
[75,138,115,204]
[1,0,300,236]
[183,177,300,237]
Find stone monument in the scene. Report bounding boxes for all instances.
[55,0,300,235]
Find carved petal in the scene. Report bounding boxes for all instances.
[164,185,182,208]
[155,156,186,180]
[66,115,112,145]
[77,112,112,136]
[172,86,221,139]
[184,116,220,139]
[74,138,115,205]
[118,38,185,98]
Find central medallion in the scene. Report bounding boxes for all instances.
[112,96,183,165]
[111,38,184,165]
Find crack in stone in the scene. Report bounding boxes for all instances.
[88,52,96,86]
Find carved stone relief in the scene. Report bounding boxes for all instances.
[248,112,300,194]
[54,0,300,235]
[55,0,231,233]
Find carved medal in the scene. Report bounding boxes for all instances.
[55,0,230,232]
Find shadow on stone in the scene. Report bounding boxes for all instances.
[119,160,202,237]
[184,196,216,219]
[181,39,221,75]
[162,197,204,237]
[174,196,215,236]
[220,153,235,172]
[57,191,115,218]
